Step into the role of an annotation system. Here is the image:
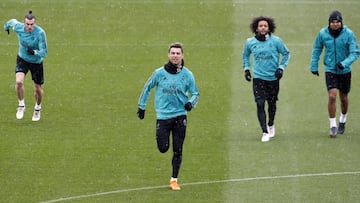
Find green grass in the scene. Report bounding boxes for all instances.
[0,0,360,202]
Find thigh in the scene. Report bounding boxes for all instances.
[29,62,44,85]
[253,78,266,102]
[15,55,29,74]
[156,119,172,152]
[338,72,351,94]
[326,72,338,91]
[16,72,25,83]
[172,115,187,152]
[266,80,279,103]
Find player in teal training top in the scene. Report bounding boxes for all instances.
[242,16,290,142]
[310,10,360,137]
[4,10,48,121]
[137,42,199,190]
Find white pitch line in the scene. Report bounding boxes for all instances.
[40,171,360,203]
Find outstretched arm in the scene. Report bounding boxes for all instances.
[4,19,20,32]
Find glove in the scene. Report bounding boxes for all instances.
[275,68,283,80]
[184,102,192,111]
[27,48,35,55]
[335,62,344,70]
[5,29,9,35]
[311,71,319,76]
[244,70,251,82]
[137,108,145,119]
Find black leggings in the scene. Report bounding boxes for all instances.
[256,99,276,133]
[253,79,279,133]
[156,115,187,178]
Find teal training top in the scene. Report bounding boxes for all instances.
[4,19,48,64]
[138,66,200,120]
[310,25,360,74]
[243,34,291,81]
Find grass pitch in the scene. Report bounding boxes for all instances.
[0,0,359,202]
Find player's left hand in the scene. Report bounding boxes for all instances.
[275,68,283,80]
[27,48,35,55]
[5,29,9,35]
[335,62,344,70]
[184,102,192,111]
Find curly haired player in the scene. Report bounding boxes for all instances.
[242,16,291,142]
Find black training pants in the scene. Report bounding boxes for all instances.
[156,115,187,178]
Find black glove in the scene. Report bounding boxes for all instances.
[137,108,145,119]
[311,71,319,76]
[184,102,192,111]
[335,62,344,70]
[244,70,251,82]
[275,68,283,80]
[5,29,9,35]
[27,48,35,55]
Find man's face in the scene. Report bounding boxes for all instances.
[256,20,269,35]
[329,20,342,31]
[24,18,36,33]
[168,47,183,66]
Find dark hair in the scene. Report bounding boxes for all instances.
[250,16,276,34]
[24,10,36,20]
[168,42,183,53]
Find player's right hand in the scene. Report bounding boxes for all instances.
[137,108,145,119]
[5,29,9,35]
[311,71,319,76]
[244,70,252,82]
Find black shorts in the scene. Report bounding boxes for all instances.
[253,78,279,102]
[325,72,351,94]
[15,55,44,85]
